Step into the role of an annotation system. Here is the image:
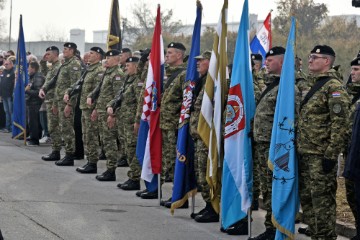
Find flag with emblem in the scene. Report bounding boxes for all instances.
[12,15,29,140]
[107,0,121,50]
[221,0,255,229]
[197,0,228,214]
[170,0,202,215]
[138,5,164,186]
[250,11,272,64]
[268,17,299,240]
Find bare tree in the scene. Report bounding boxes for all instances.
[37,26,67,42]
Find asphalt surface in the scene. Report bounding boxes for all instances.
[0,132,351,240]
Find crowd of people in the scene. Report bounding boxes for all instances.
[0,41,360,240]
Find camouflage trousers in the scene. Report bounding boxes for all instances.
[81,109,99,163]
[98,112,118,171]
[194,138,210,202]
[57,102,75,154]
[254,141,273,229]
[161,129,177,184]
[117,115,127,162]
[252,141,260,203]
[120,119,141,181]
[45,102,62,152]
[299,154,337,240]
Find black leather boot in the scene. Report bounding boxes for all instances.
[42,151,60,161]
[76,162,97,173]
[55,154,74,166]
[95,169,116,181]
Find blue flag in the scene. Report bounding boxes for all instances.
[221,0,255,229]
[170,1,202,214]
[268,17,299,240]
[12,15,29,139]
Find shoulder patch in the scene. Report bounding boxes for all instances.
[332,92,341,97]
[332,103,342,114]
[73,67,79,71]
[115,75,122,81]
[98,73,103,77]
[137,82,144,87]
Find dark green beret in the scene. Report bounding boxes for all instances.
[351,57,360,66]
[46,46,59,52]
[167,42,186,51]
[90,47,105,56]
[63,42,77,49]
[120,48,131,54]
[105,49,120,57]
[310,45,335,57]
[126,57,139,63]
[251,53,263,61]
[266,46,286,58]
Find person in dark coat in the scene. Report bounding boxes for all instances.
[0,57,15,132]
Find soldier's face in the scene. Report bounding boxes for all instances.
[308,54,329,74]
[265,55,283,75]
[125,62,137,75]
[196,59,209,76]
[120,52,130,65]
[63,47,73,59]
[88,51,100,64]
[253,61,262,72]
[105,56,119,68]
[165,48,180,66]
[351,66,360,83]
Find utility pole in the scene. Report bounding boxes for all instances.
[8,0,13,50]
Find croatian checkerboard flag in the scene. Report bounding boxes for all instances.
[250,11,271,64]
[137,5,164,188]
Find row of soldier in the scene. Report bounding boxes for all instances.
[34,41,360,239]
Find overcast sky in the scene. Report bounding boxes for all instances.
[2,0,359,42]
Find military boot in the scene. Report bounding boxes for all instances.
[55,154,74,166]
[120,179,140,190]
[165,199,188,209]
[225,219,249,235]
[76,162,97,173]
[141,189,159,199]
[42,151,60,161]
[194,202,218,223]
[136,189,148,197]
[298,227,311,237]
[99,150,106,160]
[117,158,129,167]
[96,169,116,181]
[248,228,276,240]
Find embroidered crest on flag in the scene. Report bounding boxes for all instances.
[225,84,245,138]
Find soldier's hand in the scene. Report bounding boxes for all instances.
[39,89,46,99]
[322,158,336,174]
[107,115,116,129]
[87,97,93,106]
[91,109,98,121]
[64,104,72,118]
[25,84,31,92]
[107,107,114,116]
[134,123,140,135]
[52,106,58,115]
[63,94,70,103]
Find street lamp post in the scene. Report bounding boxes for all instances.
[8,0,13,50]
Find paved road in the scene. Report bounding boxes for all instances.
[0,132,350,240]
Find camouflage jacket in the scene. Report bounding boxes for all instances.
[135,61,148,124]
[189,73,207,139]
[160,64,187,130]
[344,81,360,151]
[40,60,61,103]
[54,56,81,106]
[254,74,301,143]
[77,62,104,110]
[297,71,351,160]
[90,65,124,113]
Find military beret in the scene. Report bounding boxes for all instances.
[46,46,59,52]
[351,57,360,66]
[167,42,186,51]
[251,53,263,61]
[126,57,139,63]
[310,45,335,57]
[63,42,77,49]
[90,47,105,56]
[357,50,360,58]
[105,49,120,57]
[195,50,211,60]
[266,46,286,58]
[120,48,131,54]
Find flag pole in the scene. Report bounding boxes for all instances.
[158,174,161,205]
[8,0,13,49]
[248,209,252,238]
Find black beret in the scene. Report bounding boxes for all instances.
[46,46,59,52]
[90,47,105,56]
[351,57,360,66]
[310,45,335,57]
[266,46,286,58]
[63,42,77,49]
[105,49,120,57]
[251,53,263,61]
[126,57,139,63]
[357,50,360,58]
[120,48,131,54]
[167,42,186,51]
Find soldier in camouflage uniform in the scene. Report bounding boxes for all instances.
[39,46,62,161]
[52,42,82,166]
[188,50,219,223]
[87,49,125,181]
[159,42,187,207]
[116,47,132,167]
[107,57,143,190]
[297,45,350,240]
[64,47,104,173]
